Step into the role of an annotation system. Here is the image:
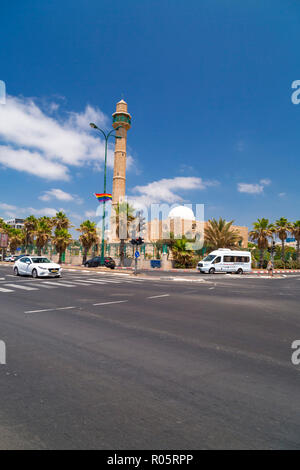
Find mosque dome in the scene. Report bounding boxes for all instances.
[168,205,195,220]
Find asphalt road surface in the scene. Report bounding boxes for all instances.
[0,264,300,449]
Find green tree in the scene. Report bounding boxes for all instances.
[171,236,194,268]
[52,228,72,264]
[77,220,98,264]
[204,218,241,251]
[249,218,274,268]
[274,217,292,262]
[23,215,38,251]
[35,217,53,256]
[291,220,300,263]
[52,211,71,230]
[112,202,136,266]
[8,228,24,254]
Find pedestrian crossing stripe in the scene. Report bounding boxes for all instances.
[43,281,76,287]
[0,276,148,294]
[4,284,38,291]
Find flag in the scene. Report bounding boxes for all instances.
[94,193,112,203]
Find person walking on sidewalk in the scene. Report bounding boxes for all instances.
[267,259,274,277]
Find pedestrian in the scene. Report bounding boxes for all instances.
[267,259,274,277]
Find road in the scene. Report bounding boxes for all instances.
[0,264,300,449]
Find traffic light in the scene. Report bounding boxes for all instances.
[136,237,144,246]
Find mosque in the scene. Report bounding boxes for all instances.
[109,99,248,248]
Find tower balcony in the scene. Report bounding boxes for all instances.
[112,112,131,129]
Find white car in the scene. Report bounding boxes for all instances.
[13,256,62,278]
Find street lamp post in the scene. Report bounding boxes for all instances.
[90,123,121,265]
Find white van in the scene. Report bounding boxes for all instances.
[197,249,252,274]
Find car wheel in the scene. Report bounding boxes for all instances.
[14,267,19,276]
[236,268,243,274]
[209,267,215,274]
[32,269,38,278]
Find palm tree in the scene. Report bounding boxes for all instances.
[291,220,300,263]
[171,237,194,268]
[0,219,10,258]
[77,220,98,264]
[52,228,72,264]
[35,217,53,256]
[112,202,136,266]
[249,218,274,268]
[8,228,24,254]
[23,215,38,251]
[52,211,71,230]
[274,217,292,262]
[205,218,241,251]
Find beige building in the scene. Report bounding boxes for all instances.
[109,99,248,248]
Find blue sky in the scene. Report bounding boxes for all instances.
[0,0,299,232]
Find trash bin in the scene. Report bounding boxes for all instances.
[150,260,161,269]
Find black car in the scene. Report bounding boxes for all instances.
[84,256,116,269]
[15,254,30,261]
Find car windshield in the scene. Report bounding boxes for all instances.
[203,255,216,262]
[31,258,51,263]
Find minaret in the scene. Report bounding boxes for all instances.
[112,99,131,207]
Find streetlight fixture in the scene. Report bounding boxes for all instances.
[90,122,122,264]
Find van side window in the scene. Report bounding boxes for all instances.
[224,256,234,262]
[213,256,221,264]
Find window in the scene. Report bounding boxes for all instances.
[213,256,221,264]
[203,255,216,262]
[31,258,50,263]
[224,256,234,262]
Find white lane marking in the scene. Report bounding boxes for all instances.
[147,294,170,299]
[67,280,95,285]
[0,277,5,280]
[0,287,14,292]
[25,306,76,314]
[43,281,76,287]
[28,283,56,289]
[4,283,38,291]
[93,300,128,306]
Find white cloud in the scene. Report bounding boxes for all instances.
[237,178,271,195]
[0,95,131,180]
[0,145,69,180]
[0,202,17,212]
[0,203,64,220]
[39,188,83,204]
[237,183,264,194]
[278,192,286,197]
[129,176,218,206]
[259,178,271,186]
[85,210,97,218]
[26,207,61,217]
